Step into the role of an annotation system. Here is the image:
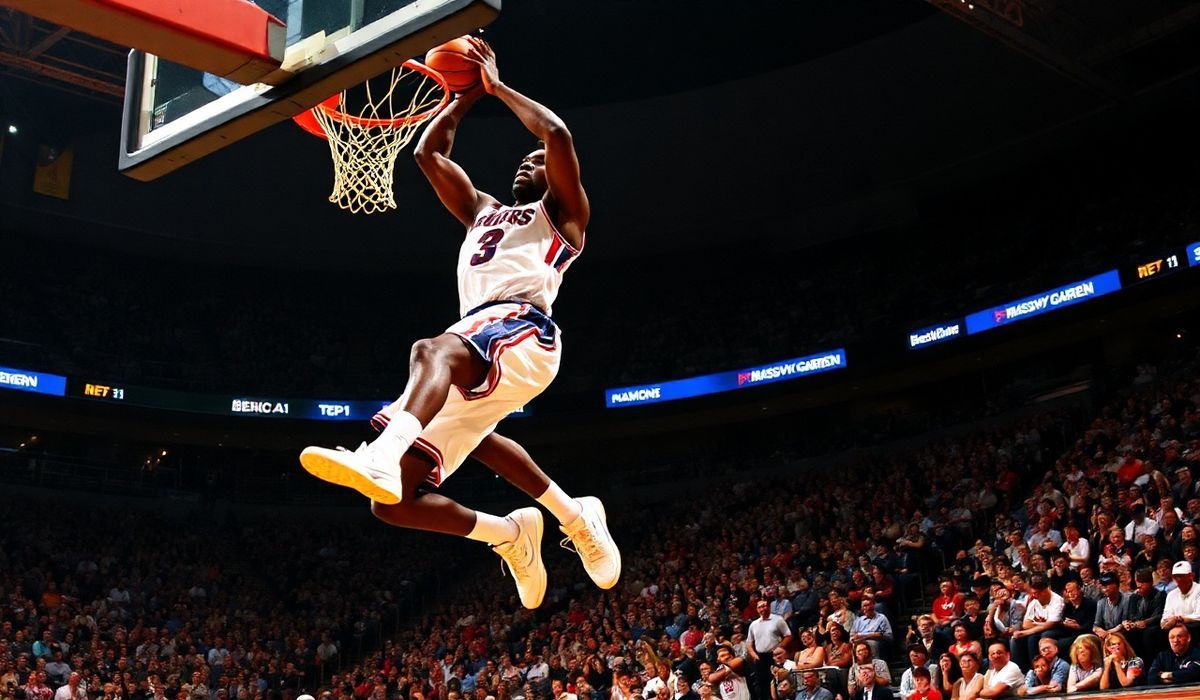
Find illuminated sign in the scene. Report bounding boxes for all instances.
[1189,241,1200,267]
[231,398,290,415]
[908,322,963,349]
[606,349,847,408]
[965,270,1122,335]
[84,383,126,400]
[0,365,67,396]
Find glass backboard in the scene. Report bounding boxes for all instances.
[119,0,500,180]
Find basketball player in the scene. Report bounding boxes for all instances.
[708,645,751,700]
[298,38,618,609]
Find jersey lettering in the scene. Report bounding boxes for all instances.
[472,207,535,229]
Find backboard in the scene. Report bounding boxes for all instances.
[119,0,500,181]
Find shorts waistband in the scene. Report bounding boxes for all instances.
[464,299,550,319]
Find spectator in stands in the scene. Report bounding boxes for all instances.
[1126,567,1166,655]
[1021,655,1058,696]
[1098,528,1134,574]
[790,580,818,629]
[1091,572,1130,640]
[845,643,889,697]
[1065,636,1102,693]
[934,654,957,698]
[950,652,982,700]
[1058,527,1088,571]
[905,667,939,700]
[52,672,85,700]
[1032,638,1068,694]
[849,667,891,700]
[1055,582,1095,656]
[930,580,963,633]
[1162,561,1200,639]
[947,623,980,665]
[793,671,829,700]
[1098,631,1144,689]
[823,622,852,690]
[984,585,1022,647]
[823,592,854,637]
[1126,504,1159,542]
[747,601,791,700]
[791,631,824,672]
[898,646,938,700]
[905,616,948,662]
[1009,575,1063,669]
[848,597,891,659]
[978,643,1023,698]
[1149,624,1200,685]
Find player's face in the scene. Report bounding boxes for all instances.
[512,149,547,203]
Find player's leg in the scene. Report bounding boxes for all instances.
[369,448,548,609]
[299,333,484,504]
[471,432,621,590]
[371,333,486,463]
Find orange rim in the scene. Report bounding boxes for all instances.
[293,59,450,138]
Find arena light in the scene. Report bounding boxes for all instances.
[6,125,16,135]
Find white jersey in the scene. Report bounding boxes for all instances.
[457,200,582,317]
[716,670,750,700]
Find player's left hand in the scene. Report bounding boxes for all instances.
[465,36,502,94]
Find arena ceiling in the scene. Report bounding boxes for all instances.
[1,1,1198,270]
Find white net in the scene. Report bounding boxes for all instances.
[309,62,447,215]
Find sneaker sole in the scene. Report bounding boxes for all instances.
[299,447,402,505]
[583,497,621,589]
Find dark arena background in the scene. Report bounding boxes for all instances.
[3,3,1200,700]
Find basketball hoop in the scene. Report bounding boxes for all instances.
[294,60,449,215]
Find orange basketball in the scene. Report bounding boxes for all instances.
[424,37,480,93]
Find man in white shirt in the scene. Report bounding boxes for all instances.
[747,601,792,700]
[53,673,86,700]
[1161,561,1200,639]
[1010,574,1064,669]
[1125,504,1160,543]
[980,643,1025,698]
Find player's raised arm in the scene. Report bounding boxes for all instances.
[468,38,589,249]
[413,86,498,227]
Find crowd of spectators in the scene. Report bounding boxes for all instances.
[310,358,1200,700]
[4,349,1198,700]
[0,505,468,700]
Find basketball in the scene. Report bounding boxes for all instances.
[424,37,480,92]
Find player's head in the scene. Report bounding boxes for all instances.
[512,142,547,204]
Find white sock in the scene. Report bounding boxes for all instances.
[371,410,422,464]
[537,481,582,524]
[466,511,520,545]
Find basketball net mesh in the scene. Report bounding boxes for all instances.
[310,65,446,215]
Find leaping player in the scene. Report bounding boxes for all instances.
[298,38,619,608]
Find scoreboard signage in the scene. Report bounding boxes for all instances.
[0,365,67,396]
[908,321,964,350]
[965,270,1122,335]
[60,380,530,421]
[606,349,847,408]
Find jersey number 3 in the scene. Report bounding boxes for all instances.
[470,228,505,266]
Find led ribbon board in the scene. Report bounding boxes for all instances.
[0,365,68,396]
[965,270,1122,335]
[606,349,847,408]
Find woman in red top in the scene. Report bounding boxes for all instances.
[947,621,981,663]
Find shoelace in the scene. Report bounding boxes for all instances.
[560,520,604,563]
[495,542,531,581]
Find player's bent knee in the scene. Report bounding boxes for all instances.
[370,499,417,527]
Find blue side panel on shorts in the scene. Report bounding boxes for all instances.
[459,301,557,364]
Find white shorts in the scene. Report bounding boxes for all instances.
[410,301,560,486]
